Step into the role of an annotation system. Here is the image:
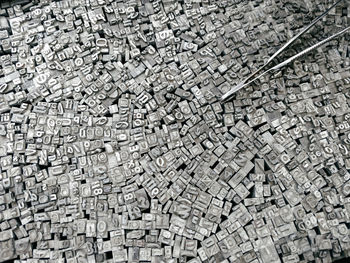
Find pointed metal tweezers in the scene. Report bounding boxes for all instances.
[221,0,349,101]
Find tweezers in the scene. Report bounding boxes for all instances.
[221,0,349,101]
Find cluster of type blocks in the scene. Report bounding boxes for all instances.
[0,0,350,262]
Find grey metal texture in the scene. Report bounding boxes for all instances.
[0,0,349,263]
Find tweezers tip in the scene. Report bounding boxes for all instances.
[221,90,234,102]
[221,82,244,101]
[220,94,229,102]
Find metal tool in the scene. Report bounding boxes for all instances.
[221,0,348,101]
